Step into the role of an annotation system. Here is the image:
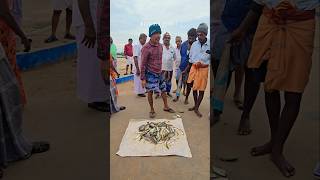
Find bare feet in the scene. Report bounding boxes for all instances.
[173,97,179,102]
[238,117,252,135]
[194,109,202,117]
[270,153,295,177]
[250,142,272,156]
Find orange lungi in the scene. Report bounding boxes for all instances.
[187,64,209,91]
[247,1,316,93]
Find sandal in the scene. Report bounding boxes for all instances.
[119,106,126,111]
[44,35,58,43]
[149,112,156,118]
[31,141,50,154]
[163,108,175,113]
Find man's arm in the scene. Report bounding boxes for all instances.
[140,48,148,80]
[229,2,264,43]
[0,0,30,52]
[78,0,96,48]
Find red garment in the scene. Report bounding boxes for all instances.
[124,43,133,56]
[140,41,163,80]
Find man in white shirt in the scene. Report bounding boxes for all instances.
[161,32,176,98]
[187,23,210,118]
[173,36,182,94]
[133,33,147,97]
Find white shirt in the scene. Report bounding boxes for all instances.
[189,40,211,65]
[162,45,176,71]
[72,0,98,28]
[175,47,181,70]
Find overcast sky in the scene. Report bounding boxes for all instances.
[111,0,210,53]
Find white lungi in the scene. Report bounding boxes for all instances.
[133,43,145,94]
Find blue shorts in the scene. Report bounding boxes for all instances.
[145,71,166,93]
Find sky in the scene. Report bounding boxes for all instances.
[111,0,210,53]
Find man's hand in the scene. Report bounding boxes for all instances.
[82,24,96,48]
[228,28,246,45]
[141,80,146,88]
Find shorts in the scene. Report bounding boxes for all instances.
[126,56,133,65]
[52,0,73,10]
[145,71,166,93]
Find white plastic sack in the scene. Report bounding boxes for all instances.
[116,118,192,158]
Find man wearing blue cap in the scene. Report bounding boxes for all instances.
[140,24,175,118]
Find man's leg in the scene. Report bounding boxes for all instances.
[130,64,133,74]
[147,91,155,113]
[270,91,302,177]
[251,90,280,156]
[189,90,198,111]
[194,91,205,117]
[234,65,245,109]
[161,91,169,109]
[238,68,261,135]
[184,81,193,104]
[65,8,75,39]
[45,10,62,43]
[125,64,129,75]
[166,71,173,97]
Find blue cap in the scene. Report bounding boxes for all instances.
[149,24,161,37]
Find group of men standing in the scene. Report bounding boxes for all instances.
[121,23,210,118]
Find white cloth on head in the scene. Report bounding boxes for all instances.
[133,43,145,94]
[52,0,73,10]
[189,40,210,65]
[75,26,108,103]
[161,45,176,71]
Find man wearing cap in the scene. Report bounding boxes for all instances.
[124,38,134,75]
[187,23,210,118]
[173,28,197,103]
[161,32,177,98]
[140,24,175,118]
[133,33,147,97]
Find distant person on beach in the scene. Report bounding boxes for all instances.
[124,38,134,75]
[0,0,31,105]
[173,36,182,94]
[140,24,175,118]
[110,36,119,77]
[133,33,147,97]
[229,0,319,177]
[187,23,210,118]
[183,28,197,105]
[161,32,176,98]
[45,0,75,43]
[0,44,50,179]
[73,0,108,112]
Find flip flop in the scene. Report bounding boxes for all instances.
[31,141,50,154]
[149,112,156,118]
[119,106,126,111]
[163,108,175,113]
[44,35,58,43]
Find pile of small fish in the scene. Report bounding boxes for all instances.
[137,121,183,149]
